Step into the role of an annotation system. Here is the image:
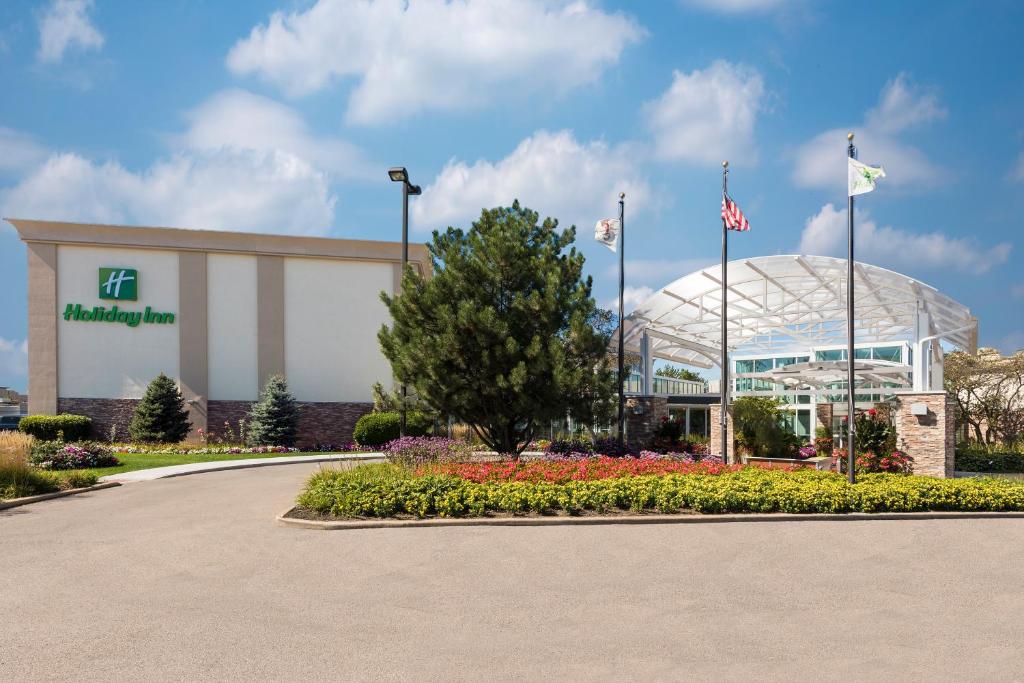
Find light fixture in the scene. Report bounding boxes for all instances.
[388,167,408,183]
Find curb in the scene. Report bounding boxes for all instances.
[0,482,121,511]
[101,453,384,483]
[276,507,1024,530]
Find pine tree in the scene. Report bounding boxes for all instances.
[129,373,192,443]
[247,375,299,447]
[379,201,613,455]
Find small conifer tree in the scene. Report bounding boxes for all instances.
[247,375,299,446]
[129,373,191,443]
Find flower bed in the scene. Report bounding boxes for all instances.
[112,443,366,455]
[295,463,1024,519]
[421,454,728,483]
[30,441,120,470]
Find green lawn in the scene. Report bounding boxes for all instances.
[80,450,361,478]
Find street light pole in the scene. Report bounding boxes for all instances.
[389,167,421,438]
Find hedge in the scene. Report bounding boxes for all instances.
[352,411,431,447]
[297,465,1024,519]
[18,414,92,442]
[955,450,1024,473]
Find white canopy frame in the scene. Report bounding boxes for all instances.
[620,255,977,392]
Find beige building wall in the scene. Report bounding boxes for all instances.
[207,254,258,400]
[57,245,180,399]
[283,257,394,403]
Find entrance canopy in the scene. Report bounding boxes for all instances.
[621,255,977,370]
[736,359,912,390]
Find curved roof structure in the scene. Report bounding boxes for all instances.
[621,255,977,369]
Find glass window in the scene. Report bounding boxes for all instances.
[775,357,796,368]
[754,358,773,373]
[754,379,773,391]
[872,346,902,363]
[735,359,754,373]
[796,411,811,437]
[854,348,872,359]
[816,349,845,361]
[797,394,811,404]
[796,356,810,363]
[736,378,753,391]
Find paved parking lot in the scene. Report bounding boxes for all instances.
[3,463,1024,681]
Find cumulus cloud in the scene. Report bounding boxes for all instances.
[178,88,372,180]
[643,60,766,165]
[37,0,103,64]
[605,285,654,312]
[793,74,946,192]
[680,0,794,13]
[1009,150,1024,184]
[0,127,49,175]
[226,0,644,124]
[411,129,652,233]
[0,338,28,385]
[1,149,336,234]
[798,203,1011,274]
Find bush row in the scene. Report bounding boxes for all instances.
[353,411,432,447]
[956,450,1024,473]
[18,414,93,441]
[297,465,1024,519]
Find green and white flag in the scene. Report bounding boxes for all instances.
[848,157,886,196]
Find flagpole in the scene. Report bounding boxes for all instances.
[720,161,729,466]
[617,192,626,449]
[846,133,857,484]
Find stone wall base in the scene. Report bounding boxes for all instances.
[892,391,955,478]
[56,397,373,448]
[709,403,736,463]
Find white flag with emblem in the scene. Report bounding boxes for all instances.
[594,218,619,252]
[848,157,886,196]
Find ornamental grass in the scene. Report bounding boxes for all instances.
[0,432,97,500]
[297,464,1024,519]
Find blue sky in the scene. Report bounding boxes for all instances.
[1,0,1023,392]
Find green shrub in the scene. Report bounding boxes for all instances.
[247,375,299,447]
[352,411,431,447]
[18,414,92,441]
[296,465,1024,519]
[956,450,1024,473]
[732,397,801,458]
[130,373,191,443]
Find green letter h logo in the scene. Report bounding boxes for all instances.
[99,268,138,300]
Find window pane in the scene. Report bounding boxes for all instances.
[854,348,871,359]
[754,358,773,373]
[735,360,754,373]
[775,357,796,368]
[872,346,902,363]
[736,378,753,391]
[816,349,845,361]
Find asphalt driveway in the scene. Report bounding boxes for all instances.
[2,463,1023,681]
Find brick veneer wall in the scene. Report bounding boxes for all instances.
[57,397,138,441]
[815,403,833,434]
[892,392,955,478]
[709,403,736,463]
[57,397,374,447]
[624,396,668,449]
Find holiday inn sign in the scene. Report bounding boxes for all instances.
[63,266,176,327]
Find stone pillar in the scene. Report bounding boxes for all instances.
[893,391,956,478]
[709,403,735,463]
[815,402,833,435]
[624,396,668,450]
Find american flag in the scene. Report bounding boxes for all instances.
[721,195,750,232]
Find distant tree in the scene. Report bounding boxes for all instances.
[247,375,300,447]
[130,373,191,444]
[945,349,1024,446]
[379,201,613,455]
[655,365,706,384]
[732,396,800,458]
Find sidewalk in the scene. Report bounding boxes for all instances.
[100,453,385,483]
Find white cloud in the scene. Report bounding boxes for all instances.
[605,285,654,312]
[864,74,946,134]
[793,74,946,192]
[37,0,103,64]
[178,88,372,180]
[0,127,48,175]
[0,337,28,384]
[2,149,336,235]
[411,129,652,233]
[798,203,1011,274]
[680,0,793,13]
[226,0,645,124]
[643,60,765,165]
[1009,150,1024,184]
